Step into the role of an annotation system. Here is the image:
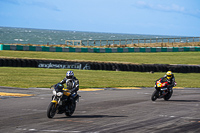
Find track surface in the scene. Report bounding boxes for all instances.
[0,86,200,133]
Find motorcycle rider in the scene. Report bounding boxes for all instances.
[163,71,175,90]
[58,70,79,94]
[54,70,79,114]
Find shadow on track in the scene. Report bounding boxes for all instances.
[58,115,127,119]
[169,100,200,102]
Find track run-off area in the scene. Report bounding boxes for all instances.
[0,86,200,133]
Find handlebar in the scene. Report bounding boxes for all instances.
[50,84,57,89]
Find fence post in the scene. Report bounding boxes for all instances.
[180,37,181,42]
[138,39,139,45]
[100,40,101,46]
[94,40,95,46]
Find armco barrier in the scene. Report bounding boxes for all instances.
[0,58,200,73]
[1,44,200,53]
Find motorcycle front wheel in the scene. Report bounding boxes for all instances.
[151,90,159,101]
[47,102,57,118]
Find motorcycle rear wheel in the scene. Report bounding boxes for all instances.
[164,89,173,101]
[151,90,158,101]
[65,100,76,117]
[47,102,57,118]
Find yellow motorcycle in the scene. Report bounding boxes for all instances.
[47,82,80,118]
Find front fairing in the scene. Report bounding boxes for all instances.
[54,86,63,92]
[155,78,169,91]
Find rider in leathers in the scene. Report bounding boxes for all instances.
[163,71,175,90]
[58,71,79,94]
[56,71,79,113]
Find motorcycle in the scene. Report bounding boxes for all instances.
[151,77,176,101]
[47,80,80,118]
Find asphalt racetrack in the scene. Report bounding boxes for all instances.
[0,86,200,133]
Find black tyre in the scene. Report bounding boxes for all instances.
[12,59,17,67]
[94,63,99,70]
[47,102,57,118]
[65,100,76,117]
[111,64,117,71]
[21,59,27,67]
[118,64,124,71]
[126,64,131,71]
[164,89,173,101]
[8,59,13,67]
[2,59,8,66]
[151,90,158,101]
[106,63,112,71]
[0,59,3,66]
[99,63,103,70]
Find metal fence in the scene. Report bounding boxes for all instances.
[66,37,200,47]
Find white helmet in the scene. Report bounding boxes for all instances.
[66,71,74,79]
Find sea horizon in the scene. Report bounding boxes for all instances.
[0,26,194,46]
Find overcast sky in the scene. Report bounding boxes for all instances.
[0,0,200,36]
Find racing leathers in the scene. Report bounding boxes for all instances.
[58,76,79,94]
[163,74,175,90]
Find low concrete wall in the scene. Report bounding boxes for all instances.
[1,44,200,53]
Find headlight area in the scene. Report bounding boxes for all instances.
[53,90,63,96]
[57,92,63,96]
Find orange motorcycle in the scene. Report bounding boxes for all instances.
[151,77,176,101]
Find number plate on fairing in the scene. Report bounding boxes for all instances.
[161,88,167,91]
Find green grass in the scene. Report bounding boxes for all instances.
[1,50,200,64]
[0,67,200,88]
[0,50,200,88]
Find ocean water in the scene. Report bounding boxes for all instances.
[0,26,184,46]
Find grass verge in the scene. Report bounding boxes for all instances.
[0,50,200,65]
[0,67,200,88]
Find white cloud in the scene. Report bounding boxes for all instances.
[0,0,20,5]
[0,0,61,11]
[136,1,185,13]
[135,1,200,18]
[26,1,61,12]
